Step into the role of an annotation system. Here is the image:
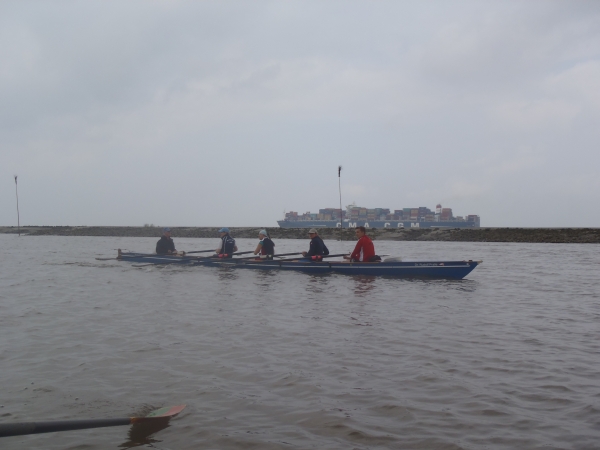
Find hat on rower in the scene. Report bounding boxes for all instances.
[259,229,268,236]
[218,227,230,233]
[308,228,318,234]
[163,227,171,233]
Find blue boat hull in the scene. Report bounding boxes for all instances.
[199,259,479,279]
[117,252,480,279]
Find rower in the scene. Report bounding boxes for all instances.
[214,227,238,258]
[343,226,379,262]
[253,229,275,259]
[156,227,177,255]
[302,228,329,260]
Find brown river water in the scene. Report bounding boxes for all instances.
[0,235,599,449]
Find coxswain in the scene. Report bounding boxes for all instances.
[253,230,275,259]
[215,227,238,258]
[156,227,177,255]
[343,226,377,262]
[302,228,329,260]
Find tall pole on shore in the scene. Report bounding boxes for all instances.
[338,165,343,241]
[14,175,20,236]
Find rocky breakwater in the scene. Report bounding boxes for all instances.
[356,227,600,243]
[269,227,600,243]
[1,226,599,243]
[0,226,264,238]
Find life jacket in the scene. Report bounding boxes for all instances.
[219,234,236,256]
[156,236,175,255]
[260,237,275,255]
[309,236,329,256]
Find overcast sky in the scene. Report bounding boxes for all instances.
[1,1,599,227]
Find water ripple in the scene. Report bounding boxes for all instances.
[0,236,599,449]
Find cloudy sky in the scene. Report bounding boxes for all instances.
[1,1,599,227]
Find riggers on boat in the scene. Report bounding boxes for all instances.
[117,250,200,265]
[115,250,481,279]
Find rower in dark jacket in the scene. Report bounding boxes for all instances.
[253,229,275,259]
[156,228,177,254]
[214,227,238,258]
[302,228,329,260]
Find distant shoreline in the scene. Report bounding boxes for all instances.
[1,226,599,243]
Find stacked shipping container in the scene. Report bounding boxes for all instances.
[284,204,478,224]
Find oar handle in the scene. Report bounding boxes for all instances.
[0,418,131,437]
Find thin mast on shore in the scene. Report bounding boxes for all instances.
[14,175,20,236]
[338,165,343,241]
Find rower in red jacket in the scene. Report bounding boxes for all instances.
[344,226,376,262]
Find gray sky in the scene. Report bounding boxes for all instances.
[2,1,599,227]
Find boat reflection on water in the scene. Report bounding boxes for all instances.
[216,265,239,282]
[305,274,332,296]
[253,269,277,290]
[118,418,171,449]
[351,275,377,298]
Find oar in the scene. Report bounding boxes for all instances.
[194,250,255,260]
[117,251,193,259]
[132,254,252,265]
[274,253,347,262]
[229,252,304,262]
[0,405,185,438]
[274,252,305,258]
[95,257,116,261]
[185,249,218,254]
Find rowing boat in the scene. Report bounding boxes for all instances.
[202,258,480,279]
[115,250,481,279]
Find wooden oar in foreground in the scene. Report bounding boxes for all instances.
[0,405,185,438]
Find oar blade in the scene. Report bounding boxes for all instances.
[144,405,186,418]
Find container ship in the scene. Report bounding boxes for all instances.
[278,204,480,229]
